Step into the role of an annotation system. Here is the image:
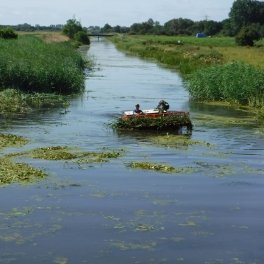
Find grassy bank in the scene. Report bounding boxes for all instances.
[111,35,264,110]
[0,35,87,94]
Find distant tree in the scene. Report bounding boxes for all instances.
[235,25,261,46]
[164,18,194,35]
[229,0,264,34]
[0,27,18,39]
[63,18,83,39]
[102,23,112,33]
[191,20,222,36]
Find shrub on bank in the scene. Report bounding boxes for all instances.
[186,62,264,106]
[0,36,86,94]
[0,27,18,39]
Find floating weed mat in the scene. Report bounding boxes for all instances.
[112,115,192,131]
[194,113,256,127]
[24,146,124,163]
[127,161,194,174]
[149,135,212,148]
[0,89,69,116]
[0,134,29,150]
[0,157,47,185]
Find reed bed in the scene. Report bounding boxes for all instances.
[186,62,264,106]
[0,35,86,94]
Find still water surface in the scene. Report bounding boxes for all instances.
[0,39,264,264]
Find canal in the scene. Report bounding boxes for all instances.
[0,38,264,264]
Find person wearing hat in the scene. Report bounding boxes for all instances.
[134,104,143,114]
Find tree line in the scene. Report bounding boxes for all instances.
[1,0,263,45]
[98,0,264,38]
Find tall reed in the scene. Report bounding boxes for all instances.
[0,35,87,94]
[186,62,264,106]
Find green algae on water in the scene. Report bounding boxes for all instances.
[0,134,29,150]
[127,161,194,174]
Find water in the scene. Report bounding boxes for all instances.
[0,39,264,264]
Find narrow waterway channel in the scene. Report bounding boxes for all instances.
[0,38,264,264]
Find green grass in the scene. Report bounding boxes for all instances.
[111,35,226,75]
[0,35,87,94]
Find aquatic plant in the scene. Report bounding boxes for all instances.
[0,134,29,150]
[127,161,193,174]
[149,134,212,148]
[186,62,264,107]
[0,89,69,115]
[24,146,124,163]
[0,35,87,94]
[112,115,192,131]
[0,157,47,185]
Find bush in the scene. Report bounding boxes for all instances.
[63,18,83,39]
[0,28,18,39]
[235,26,261,46]
[74,31,90,45]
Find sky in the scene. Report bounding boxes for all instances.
[0,0,235,27]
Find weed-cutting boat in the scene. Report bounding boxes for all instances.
[112,100,192,131]
[113,108,192,131]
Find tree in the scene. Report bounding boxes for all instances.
[164,18,194,35]
[101,23,112,33]
[229,0,264,34]
[235,25,261,46]
[63,18,83,39]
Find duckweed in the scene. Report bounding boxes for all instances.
[0,134,29,150]
[127,161,194,174]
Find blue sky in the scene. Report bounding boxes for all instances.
[0,0,234,26]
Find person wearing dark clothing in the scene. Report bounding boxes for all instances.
[134,104,143,114]
[156,100,169,113]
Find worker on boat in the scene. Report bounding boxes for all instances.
[156,100,169,113]
[134,104,143,114]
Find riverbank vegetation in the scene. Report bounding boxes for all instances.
[111,35,264,115]
[0,35,87,94]
[0,29,90,115]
